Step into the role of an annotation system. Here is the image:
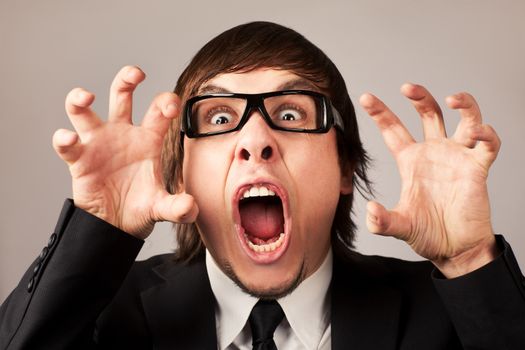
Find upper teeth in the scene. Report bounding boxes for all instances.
[241,185,276,199]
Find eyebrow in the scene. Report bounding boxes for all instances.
[197,78,321,96]
[276,78,321,92]
[197,85,231,95]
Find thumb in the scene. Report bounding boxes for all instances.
[53,128,82,165]
[153,192,199,224]
[366,201,411,241]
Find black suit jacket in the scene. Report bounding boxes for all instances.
[1,199,525,349]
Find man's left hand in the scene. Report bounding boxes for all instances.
[360,84,501,278]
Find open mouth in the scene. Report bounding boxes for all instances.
[234,183,290,263]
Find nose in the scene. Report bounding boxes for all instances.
[235,111,277,163]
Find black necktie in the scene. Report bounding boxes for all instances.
[248,299,285,350]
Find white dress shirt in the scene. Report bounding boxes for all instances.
[206,250,333,350]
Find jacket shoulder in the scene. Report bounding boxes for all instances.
[334,244,434,283]
[95,253,203,345]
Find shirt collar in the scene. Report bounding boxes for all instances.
[206,251,258,350]
[279,249,332,348]
[206,249,333,350]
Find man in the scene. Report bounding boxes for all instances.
[1,21,524,349]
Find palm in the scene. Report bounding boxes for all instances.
[69,123,165,235]
[360,84,500,273]
[394,139,491,260]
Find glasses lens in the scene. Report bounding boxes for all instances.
[191,97,247,135]
[264,93,325,130]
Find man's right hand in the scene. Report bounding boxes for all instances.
[52,66,198,239]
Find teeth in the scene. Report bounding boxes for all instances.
[259,187,269,196]
[241,185,277,200]
[245,233,285,253]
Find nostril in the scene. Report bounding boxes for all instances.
[261,146,272,160]
[241,149,250,160]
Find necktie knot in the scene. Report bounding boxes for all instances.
[249,299,284,350]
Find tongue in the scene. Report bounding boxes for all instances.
[240,200,284,240]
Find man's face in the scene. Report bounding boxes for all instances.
[182,68,352,297]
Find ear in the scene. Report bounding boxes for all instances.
[340,163,353,195]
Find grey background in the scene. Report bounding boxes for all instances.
[1,0,524,302]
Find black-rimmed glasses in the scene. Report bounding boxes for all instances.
[181,90,344,138]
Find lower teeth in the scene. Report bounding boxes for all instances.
[245,233,285,253]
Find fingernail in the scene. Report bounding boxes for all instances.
[165,103,177,115]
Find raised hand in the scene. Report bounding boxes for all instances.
[360,84,501,278]
[53,66,198,239]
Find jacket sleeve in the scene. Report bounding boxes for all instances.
[433,235,525,350]
[0,199,144,350]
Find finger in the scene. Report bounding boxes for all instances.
[52,128,82,164]
[401,83,446,139]
[469,124,501,168]
[360,93,415,155]
[448,92,482,148]
[108,65,146,123]
[152,192,199,224]
[366,201,411,241]
[65,88,102,134]
[142,92,180,135]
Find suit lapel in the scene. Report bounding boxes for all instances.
[138,247,403,349]
[141,255,217,349]
[331,248,402,350]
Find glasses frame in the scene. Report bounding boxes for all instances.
[181,90,344,138]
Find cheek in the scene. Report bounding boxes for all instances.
[183,141,230,199]
[288,134,343,231]
[295,135,342,195]
[182,141,235,251]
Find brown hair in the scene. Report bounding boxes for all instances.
[162,21,373,262]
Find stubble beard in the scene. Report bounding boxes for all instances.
[222,260,306,299]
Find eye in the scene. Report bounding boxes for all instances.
[206,107,235,125]
[279,110,301,121]
[210,113,233,125]
[276,105,304,122]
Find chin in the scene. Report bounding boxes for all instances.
[222,259,306,299]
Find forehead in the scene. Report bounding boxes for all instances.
[197,68,320,95]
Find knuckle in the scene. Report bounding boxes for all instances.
[485,124,496,134]
[457,91,471,99]
[463,92,474,100]
[460,92,478,108]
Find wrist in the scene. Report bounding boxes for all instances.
[73,200,153,239]
[433,235,499,278]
